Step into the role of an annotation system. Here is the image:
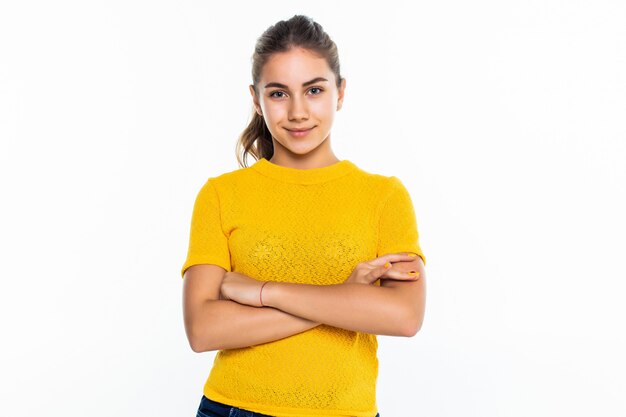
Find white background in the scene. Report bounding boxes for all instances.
[1,1,625,416]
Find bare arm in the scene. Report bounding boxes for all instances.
[191,300,320,352]
[261,281,417,337]
[183,264,320,352]
[220,254,426,338]
[262,255,426,336]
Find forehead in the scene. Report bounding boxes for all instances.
[261,48,333,86]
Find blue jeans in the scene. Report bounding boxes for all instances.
[196,395,380,417]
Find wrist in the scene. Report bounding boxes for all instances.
[258,281,269,307]
[261,281,283,308]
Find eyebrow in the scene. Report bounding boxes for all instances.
[263,77,329,89]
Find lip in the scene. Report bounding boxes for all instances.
[285,126,315,137]
[286,127,314,132]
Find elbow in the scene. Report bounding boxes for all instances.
[400,310,424,337]
[187,325,218,353]
[185,318,205,352]
[188,329,207,353]
[185,305,223,352]
[189,334,220,353]
[189,340,204,353]
[402,320,422,337]
[189,336,208,353]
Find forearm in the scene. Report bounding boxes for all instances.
[191,299,320,352]
[262,282,412,336]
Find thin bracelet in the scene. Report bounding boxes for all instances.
[259,281,269,307]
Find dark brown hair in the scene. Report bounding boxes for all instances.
[235,14,344,168]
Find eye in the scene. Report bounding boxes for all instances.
[309,87,323,95]
[269,91,286,98]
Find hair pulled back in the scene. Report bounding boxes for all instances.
[235,14,343,168]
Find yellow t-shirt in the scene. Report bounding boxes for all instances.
[181,157,426,417]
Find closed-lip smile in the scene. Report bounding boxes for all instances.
[286,127,314,132]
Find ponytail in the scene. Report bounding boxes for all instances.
[236,106,274,168]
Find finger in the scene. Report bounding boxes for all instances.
[370,262,393,280]
[369,252,419,266]
[381,267,421,281]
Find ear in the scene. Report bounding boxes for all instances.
[336,78,346,111]
[249,84,263,116]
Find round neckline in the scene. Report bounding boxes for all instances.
[251,157,357,184]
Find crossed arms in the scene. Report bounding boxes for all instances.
[182,254,426,352]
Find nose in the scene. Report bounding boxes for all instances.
[288,95,309,121]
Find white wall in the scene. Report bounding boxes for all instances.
[1,1,624,416]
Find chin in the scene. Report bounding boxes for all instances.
[287,142,326,155]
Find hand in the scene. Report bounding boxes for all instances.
[220,271,267,307]
[344,252,422,285]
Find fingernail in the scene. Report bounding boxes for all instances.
[408,271,419,276]
[407,253,417,257]
[384,262,391,268]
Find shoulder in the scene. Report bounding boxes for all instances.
[348,162,399,188]
[359,163,411,192]
[199,163,257,194]
[349,165,418,216]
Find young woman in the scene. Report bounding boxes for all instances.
[181,14,427,417]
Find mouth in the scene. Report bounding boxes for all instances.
[285,126,315,137]
[286,126,315,132]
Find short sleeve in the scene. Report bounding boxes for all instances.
[180,179,231,278]
[377,176,427,266]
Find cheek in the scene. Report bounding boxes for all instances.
[263,102,287,121]
[311,98,335,117]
